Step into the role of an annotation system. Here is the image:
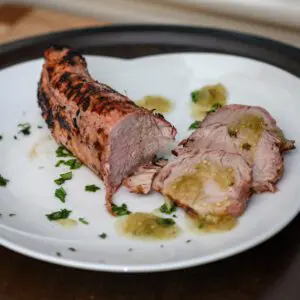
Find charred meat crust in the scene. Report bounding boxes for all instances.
[38,46,176,214]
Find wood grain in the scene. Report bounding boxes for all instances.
[1,215,300,300]
[0,4,103,44]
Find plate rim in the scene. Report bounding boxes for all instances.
[0,24,299,74]
[1,24,300,273]
[1,199,299,273]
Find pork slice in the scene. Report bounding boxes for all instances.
[123,159,168,194]
[174,123,284,193]
[37,46,176,213]
[153,150,252,218]
[201,104,295,152]
[175,104,295,193]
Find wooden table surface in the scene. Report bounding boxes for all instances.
[0,4,103,45]
[1,4,300,300]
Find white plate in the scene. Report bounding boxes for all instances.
[0,53,299,273]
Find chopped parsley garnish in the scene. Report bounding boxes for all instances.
[0,174,9,187]
[13,135,18,140]
[159,201,176,215]
[9,213,16,217]
[112,203,131,216]
[99,233,107,239]
[60,172,72,180]
[55,187,67,203]
[78,217,89,225]
[85,184,100,192]
[55,159,82,170]
[54,178,65,185]
[208,103,222,113]
[55,160,66,167]
[0,135,2,140]
[191,91,198,103]
[46,209,72,221]
[65,159,82,170]
[18,123,31,135]
[56,146,73,158]
[189,120,201,130]
[68,247,76,252]
[37,125,43,129]
[54,172,73,185]
[156,217,175,227]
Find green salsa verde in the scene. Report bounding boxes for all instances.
[117,212,180,240]
[191,83,228,120]
[136,95,173,113]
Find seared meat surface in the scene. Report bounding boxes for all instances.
[38,46,176,213]
[175,104,295,192]
[153,150,252,218]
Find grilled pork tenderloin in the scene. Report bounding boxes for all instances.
[38,46,176,213]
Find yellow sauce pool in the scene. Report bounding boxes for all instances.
[186,214,237,233]
[117,212,180,240]
[136,95,173,113]
[191,83,228,120]
[56,219,78,227]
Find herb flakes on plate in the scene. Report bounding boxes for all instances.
[0,174,9,187]
[188,120,201,130]
[18,123,31,135]
[85,184,100,192]
[56,146,74,158]
[55,187,67,203]
[46,209,72,221]
[78,217,89,225]
[112,203,131,216]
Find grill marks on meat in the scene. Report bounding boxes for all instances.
[175,104,295,193]
[38,47,176,214]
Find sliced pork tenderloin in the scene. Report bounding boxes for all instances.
[153,150,252,219]
[38,46,176,213]
[201,104,295,152]
[175,105,294,193]
[123,158,168,194]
